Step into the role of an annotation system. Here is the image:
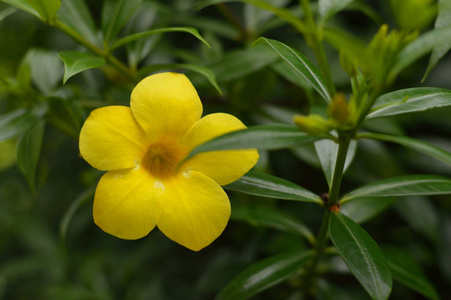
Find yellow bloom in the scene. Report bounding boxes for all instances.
[79,72,259,251]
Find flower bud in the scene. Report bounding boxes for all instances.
[328,93,350,124]
[293,114,331,134]
[389,0,436,31]
[339,52,357,78]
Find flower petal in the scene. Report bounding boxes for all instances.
[79,106,148,171]
[131,72,202,139]
[93,167,163,239]
[157,170,231,251]
[181,113,259,185]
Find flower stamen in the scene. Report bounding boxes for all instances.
[142,140,186,178]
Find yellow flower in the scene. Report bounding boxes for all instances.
[79,72,259,251]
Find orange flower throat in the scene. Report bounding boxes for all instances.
[142,140,186,178]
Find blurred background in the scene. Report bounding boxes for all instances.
[0,0,450,299]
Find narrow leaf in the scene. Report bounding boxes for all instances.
[17,120,45,193]
[323,26,367,66]
[60,186,95,244]
[25,0,60,23]
[341,197,398,224]
[384,248,439,300]
[391,25,451,77]
[244,0,290,33]
[196,0,307,33]
[139,63,221,94]
[341,175,451,203]
[112,27,211,50]
[28,49,63,94]
[216,250,312,300]
[0,105,47,142]
[423,0,451,80]
[319,0,354,23]
[57,0,100,46]
[329,212,392,300]
[271,60,311,90]
[254,37,331,102]
[224,170,323,204]
[232,205,315,243]
[314,139,357,187]
[346,2,384,25]
[367,87,451,119]
[394,197,439,243]
[1,0,40,18]
[186,124,329,160]
[102,0,142,45]
[58,51,106,83]
[209,46,278,83]
[0,6,17,22]
[358,132,451,167]
[0,139,17,170]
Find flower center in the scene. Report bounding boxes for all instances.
[142,140,186,178]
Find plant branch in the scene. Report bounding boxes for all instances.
[54,21,138,82]
[301,132,352,297]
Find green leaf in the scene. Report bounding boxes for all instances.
[341,197,398,224]
[323,26,367,66]
[244,0,290,33]
[384,247,439,300]
[346,2,384,25]
[196,0,307,33]
[185,16,239,40]
[1,0,40,18]
[314,139,357,187]
[394,197,439,243]
[341,175,451,204]
[102,0,142,45]
[24,0,60,23]
[0,6,17,22]
[254,37,331,103]
[358,132,451,167]
[46,96,85,139]
[112,27,211,50]
[367,87,451,119]
[224,170,323,204]
[329,212,392,300]
[2,0,60,22]
[186,124,329,160]
[0,139,17,170]
[58,51,106,83]
[271,60,311,90]
[60,187,95,244]
[28,49,63,94]
[17,120,45,193]
[138,64,221,94]
[423,0,451,80]
[122,1,161,67]
[391,25,451,77]
[318,0,354,23]
[231,205,315,243]
[209,47,279,83]
[57,0,100,46]
[216,250,312,300]
[0,105,47,142]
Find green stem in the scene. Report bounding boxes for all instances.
[327,134,352,207]
[301,0,335,97]
[354,86,383,130]
[301,133,351,296]
[313,42,335,97]
[54,21,105,56]
[54,21,138,81]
